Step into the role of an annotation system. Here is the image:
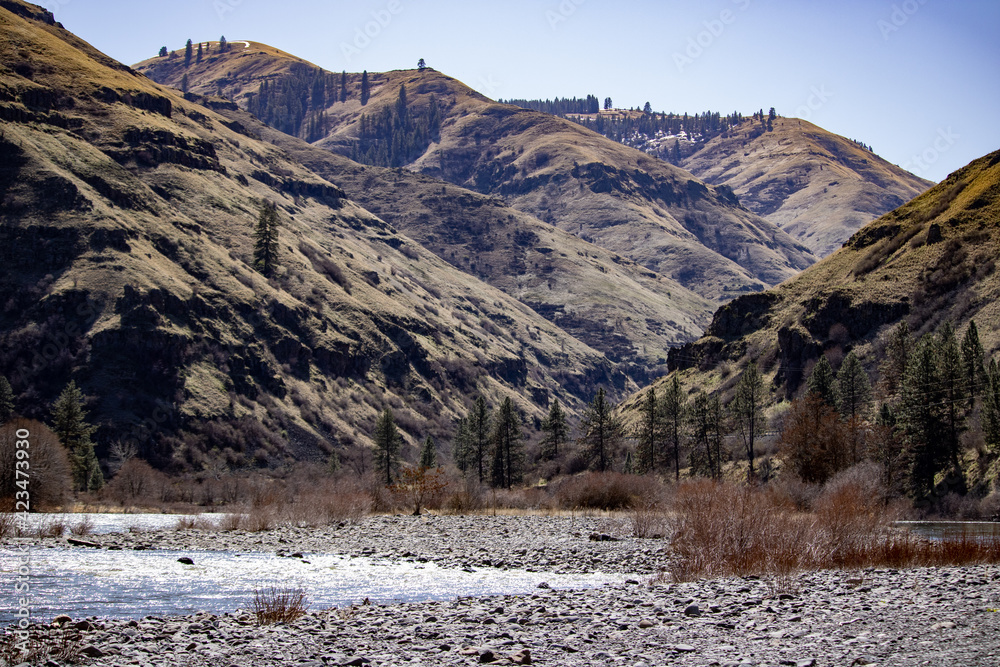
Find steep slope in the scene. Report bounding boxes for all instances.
[0,1,625,470]
[645,149,1000,407]
[680,118,933,256]
[136,48,817,301]
[197,98,714,380]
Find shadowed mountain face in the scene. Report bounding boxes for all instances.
[136,48,817,302]
[679,117,933,257]
[628,148,1000,410]
[0,1,637,470]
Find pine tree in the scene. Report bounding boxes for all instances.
[900,336,945,498]
[982,359,1000,452]
[539,399,568,461]
[807,355,839,409]
[871,403,905,499]
[961,320,985,411]
[158,46,168,57]
[466,397,491,483]
[395,84,409,129]
[490,397,523,488]
[731,362,766,482]
[373,408,400,485]
[452,416,470,473]
[0,375,13,425]
[579,387,623,472]
[340,70,348,103]
[689,391,723,479]
[881,321,913,396]
[427,94,442,142]
[936,323,966,475]
[634,387,660,473]
[417,58,426,70]
[418,436,437,469]
[253,200,280,277]
[360,71,371,105]
[181,73,189,94]
[837,351,871,419]
[662,375,686,480]
[219,36,228,52]
[184,39,193,67]
[52,381,102,492]
[196,42,203,63]
[643,101,652,114]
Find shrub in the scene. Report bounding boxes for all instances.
[554,472,660,510]
[665,479,813,581]
[106,458,166,506]
[69,516,94,536]
[0,419,72,510]
[665,474,1000,581]
[630,501,669,538]
[251,586,309,625]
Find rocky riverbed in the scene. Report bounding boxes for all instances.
[24,514,670,575]
[5,515,1000,666]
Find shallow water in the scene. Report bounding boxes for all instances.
[10,512,224,535]
[897,520,1000,541]
[1,541,620,624]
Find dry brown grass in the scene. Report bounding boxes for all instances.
[553,472,664,511]
[251,586,309,625]
[68,516,94,536]
[173,515,217,530]
[665,472,1000,581]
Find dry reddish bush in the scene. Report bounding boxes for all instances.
[554,472,663,510]
[251,586,309,625]
[665,471,1000,581]
[780,395,850,484]
[0,419,72,510]
[106,458,167,506]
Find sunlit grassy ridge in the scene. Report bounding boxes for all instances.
[625,148,1000,413]
[681,117,933,257]
[0,1,629,471]
[136,47,817,302]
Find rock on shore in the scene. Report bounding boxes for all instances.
[6,515,1000,665]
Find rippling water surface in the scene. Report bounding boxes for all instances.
[1,514,621,623]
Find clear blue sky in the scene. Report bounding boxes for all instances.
[43,0,999,183]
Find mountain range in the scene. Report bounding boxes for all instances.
[0,0,950,470]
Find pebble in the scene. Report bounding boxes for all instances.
[5,515,999,666]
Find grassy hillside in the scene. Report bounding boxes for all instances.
[681,118,933,256]
[199,99,714,380]
[0,2,627,471]
[635,148,1000,410]
[136,49,817,302]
